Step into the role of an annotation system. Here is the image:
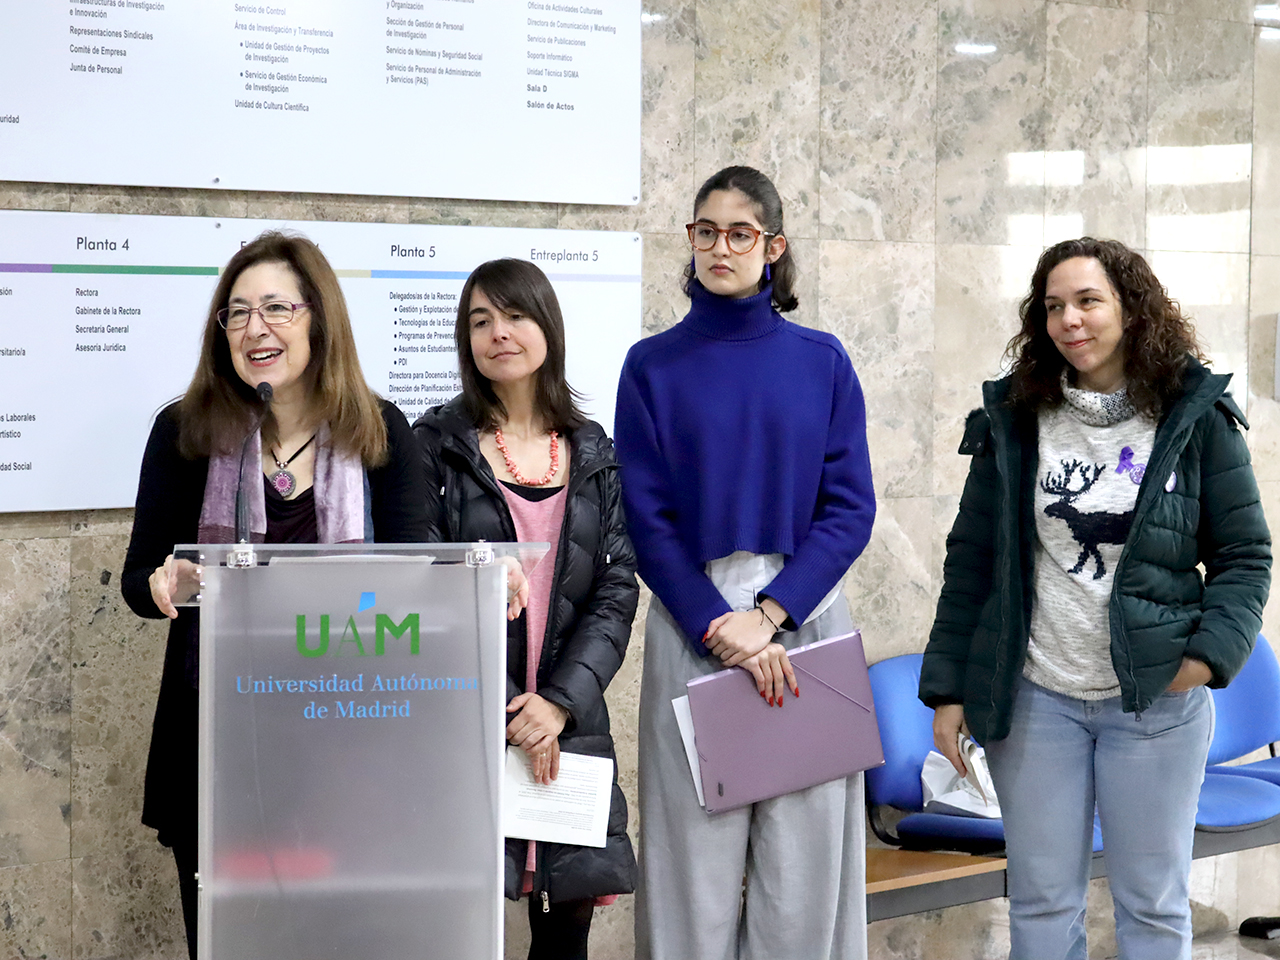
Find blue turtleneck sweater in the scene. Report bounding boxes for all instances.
[614,281,876,653]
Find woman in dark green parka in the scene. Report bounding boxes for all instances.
[921,238,1270,960]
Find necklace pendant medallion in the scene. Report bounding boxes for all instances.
[269,469,297,498]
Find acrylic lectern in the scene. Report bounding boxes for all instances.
[178,542,544,960]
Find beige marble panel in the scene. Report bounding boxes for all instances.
[70,184,249,219]
[933,493,962,610]
[0,180,73,212]
[868,897,1010,959]
[1247,256,1280,482]
[0,510,136,541]
[558,0,695,234]
[0,860,73,960]
[641,231,693,337]
[846,496,935,663]
[933,242,1042,497]
[783,235,822,330]
[1044,4,1147,249]
[819,239,934,499]
[1149,0,1253,23]
[1146,15,1253,254]
[818,0,936,243]
[1054,0,1147,9]
[936,0,1046,246]
[70,509,136,538]
[0,511,81,540]
[1254,26,1280,258]
[693,0,822,240]
[0,538,71,867]
[241,192,561,230]
[69,535,167,858]
[73,850,185,960]
[1146,251,1249,394]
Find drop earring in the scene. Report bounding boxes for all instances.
[765,263,772,282]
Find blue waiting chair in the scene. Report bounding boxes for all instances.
[1206,637,1280,786]
[1196,637,1280,831]
[865,653,1103,855]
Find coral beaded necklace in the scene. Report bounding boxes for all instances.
[493,427,560,486]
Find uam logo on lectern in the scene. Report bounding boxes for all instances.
[294,590,421,659]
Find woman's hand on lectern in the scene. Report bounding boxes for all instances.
[148,554,202,620]
[499,556,530,621]
[507,692,568,784]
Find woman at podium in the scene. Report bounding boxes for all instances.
[414,257,639,959]
[121,231,430,958]
[614,166,877,960]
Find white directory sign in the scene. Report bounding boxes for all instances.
[0,1,639,205]
[0,210,641,512]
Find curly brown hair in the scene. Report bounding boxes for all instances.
[1006,237,1204,419]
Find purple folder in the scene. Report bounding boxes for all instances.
[686,630,884,813]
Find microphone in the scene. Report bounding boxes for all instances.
[234,382,274,544]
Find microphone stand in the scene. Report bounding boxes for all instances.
[230,382,273,568]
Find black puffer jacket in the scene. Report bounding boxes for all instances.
[413,396,639,903]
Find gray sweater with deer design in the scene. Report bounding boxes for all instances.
[1026,392,1156,699]
[919,358,1272,743]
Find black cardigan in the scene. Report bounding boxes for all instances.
[413,396,639,903]
[121,399,430,844]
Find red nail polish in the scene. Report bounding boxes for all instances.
[767,695,774,707]
[794,688,800,698]
[778,694,784,707]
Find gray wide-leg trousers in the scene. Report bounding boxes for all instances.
[635,597,868,960]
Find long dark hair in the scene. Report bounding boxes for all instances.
[682,165,799,312]
[455,258,587,433]
[179,231,389,464]
[1007,237,1203,419]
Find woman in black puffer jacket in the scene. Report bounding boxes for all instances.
[413,258,638,960]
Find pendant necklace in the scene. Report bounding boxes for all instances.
[268,433,316,497]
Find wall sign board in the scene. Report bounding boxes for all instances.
[0,2,640,204]
[0,210,641,512]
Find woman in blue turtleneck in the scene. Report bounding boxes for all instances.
[614,166,876,960]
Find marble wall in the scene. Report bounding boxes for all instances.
[3,1,1280,958]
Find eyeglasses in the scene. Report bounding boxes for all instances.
[217,300,311,330]
[686,222,775,254]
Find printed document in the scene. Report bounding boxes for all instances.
[672,695,707,808]
[502,748,613,848]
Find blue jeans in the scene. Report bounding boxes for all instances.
[985,677,1213,960]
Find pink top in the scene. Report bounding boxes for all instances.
[501,478,620,908]
[500,482,568,890]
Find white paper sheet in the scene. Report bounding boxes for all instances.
[502,748,613,848]
[672,695,706,808]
